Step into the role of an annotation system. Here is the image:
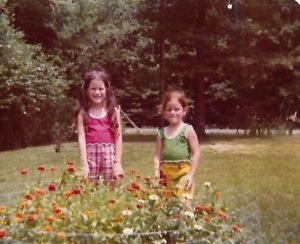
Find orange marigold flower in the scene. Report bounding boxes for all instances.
[56,212,65,220]
[63,191,72,198]
[34,188,46,197]
[19,201,27,209]
[16,211,24,219]
[67,161,74,166]
[47,216,56,223]
[35,208,42,215]
[203,215,211,222]
[37,165,46,171]
[0,228,8,239]
[57,232,65,240]
[203,205,212,214]
[42,225,53,232]
[20,169,28,175]
[48,183,56,192]
[232,225,241,232]
[114,217,122,222]
[27,214,36,222]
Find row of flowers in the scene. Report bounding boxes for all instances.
[0,162,243,243]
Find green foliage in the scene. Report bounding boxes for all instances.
[0,4,72,150]
[0,166,243,242]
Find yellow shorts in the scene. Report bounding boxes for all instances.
[160,162,194,201]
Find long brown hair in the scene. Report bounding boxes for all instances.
[77,66,119,134]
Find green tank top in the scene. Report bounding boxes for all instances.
[159,124,191,163]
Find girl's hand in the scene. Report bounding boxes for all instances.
[81,165,90,178]
[113,162,124,180]
[185,175,194,190]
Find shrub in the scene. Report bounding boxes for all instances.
[0,163,243,243]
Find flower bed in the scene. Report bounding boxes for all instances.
[0,162,243,243]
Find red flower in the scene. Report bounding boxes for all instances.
[174,213,181,219]
[66,166,75,173]
[218,213,227,220]
[109,199,116,204]
[24,194,33,201]
[0,229,8,239]
[136,175,141,179]
[159,178,167,186]
[48,183,56,192]
[136,203,143,209]
[27,214,36,222]
[37,165,46,171]
[72,188,81,195]
[194,205,203,213]
[53,207,62,214]
[20,169,28,175]
[131,182,140,190]
[232,225,241,232]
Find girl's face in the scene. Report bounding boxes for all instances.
[86,79,107,106]
[163,99,187,126]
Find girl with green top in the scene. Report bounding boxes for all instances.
[154,89,200,209]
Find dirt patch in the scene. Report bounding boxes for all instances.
[202,143,264,154]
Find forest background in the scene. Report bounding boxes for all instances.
[1,0,300,151]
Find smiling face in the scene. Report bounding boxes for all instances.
[86,79,107,106]
[163,98,187,126]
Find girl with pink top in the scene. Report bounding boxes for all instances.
[77,66,124,186]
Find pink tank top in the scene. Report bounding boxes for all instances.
[85,113,115,144]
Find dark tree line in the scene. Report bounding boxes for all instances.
[1,0,300,150]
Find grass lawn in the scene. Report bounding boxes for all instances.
[0,134,299,242]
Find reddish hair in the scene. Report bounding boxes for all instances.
[159,89,188,115]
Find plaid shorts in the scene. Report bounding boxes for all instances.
[86,143,115,183]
